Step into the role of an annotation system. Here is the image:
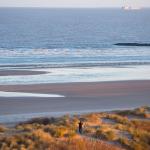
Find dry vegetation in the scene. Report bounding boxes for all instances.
[0,125,7,133]
[0,106,150,150]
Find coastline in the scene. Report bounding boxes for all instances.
[0,80,150,124]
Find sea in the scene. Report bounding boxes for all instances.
[0,8,150,84]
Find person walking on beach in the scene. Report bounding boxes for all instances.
[78,120,83,134]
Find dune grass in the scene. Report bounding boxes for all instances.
[0,125,7,132]
[0,106,150,150]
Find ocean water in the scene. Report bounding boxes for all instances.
[0,8,150,84]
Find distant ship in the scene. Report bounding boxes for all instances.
[122,6,141,10]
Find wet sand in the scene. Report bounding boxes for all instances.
[0,70,47,76]
[0,80,150,120]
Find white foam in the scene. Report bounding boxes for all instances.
[0,65,150,85]
[0,91,64,98]
[1,47,150,57]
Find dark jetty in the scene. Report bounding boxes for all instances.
[114,43,150,46]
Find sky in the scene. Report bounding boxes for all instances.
[0,0,150,8]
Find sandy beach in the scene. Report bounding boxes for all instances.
[0,80,150,123]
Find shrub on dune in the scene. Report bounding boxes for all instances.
[51,138,122,150]
[0,125,7,132]
[44,125,67,138]
[117,106,150,118]
[131,120,150,132]
[84,126,96,135]
[32,129,52,142]
[83,113,100,123]
[118,137,130,148]
[106,114,129,125]
[104,130,118,141]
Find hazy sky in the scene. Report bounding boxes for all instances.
[0,0,150,8]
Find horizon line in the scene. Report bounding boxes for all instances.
[0,6,150,9]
